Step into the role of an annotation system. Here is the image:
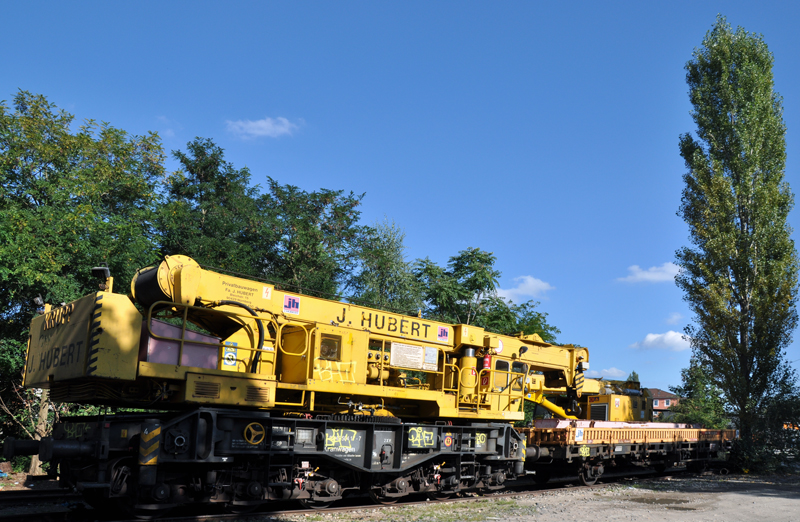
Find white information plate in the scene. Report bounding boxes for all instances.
[391,342,424,369]
[423,346,438,371]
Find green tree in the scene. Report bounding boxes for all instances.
[258,179,367,296]
[675,17,799,459]
[349,218,422,313]
[626,371,640,383]
[0,91,164,468]
[478,298,560,343]
[412,248,561,342]
[414,248,501,325]
[668,359,728,428]
[159,139,369,297]
[158,138,265,275]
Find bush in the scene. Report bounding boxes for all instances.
[10,456,31,474]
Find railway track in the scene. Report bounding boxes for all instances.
[0,469,693,522]
[0,487,81,504]
[114,478,646,522]
[0,488,80,522]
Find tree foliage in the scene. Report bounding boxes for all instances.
[675,17,799,465]
[258,179,367,296]
[349,219,422,313]
[413,248,560,342]
[478,298,560,343]
[626,371,640,383]
[0,91,164,440]
[414,248,501,325]
[159,138,264,275]
[668,359,728,428]
[159,139,369,296]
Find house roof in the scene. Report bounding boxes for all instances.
[645,388,679,399]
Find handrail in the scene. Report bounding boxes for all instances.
[475,367,526,411]
[443,362,460,394]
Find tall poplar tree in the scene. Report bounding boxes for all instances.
[676,17,799,448]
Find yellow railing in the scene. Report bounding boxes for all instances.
[476,367,526,411]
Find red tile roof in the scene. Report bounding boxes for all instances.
[645,388,679,399]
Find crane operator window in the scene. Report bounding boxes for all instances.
[511,362,527,391]
[320,335,342,361]
[494,360,510,388]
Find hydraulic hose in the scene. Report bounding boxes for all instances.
[211,300,265,373]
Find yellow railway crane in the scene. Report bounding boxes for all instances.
[6,255,590,515]
[24,255,588,422]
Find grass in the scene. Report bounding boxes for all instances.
[374,499,527,522]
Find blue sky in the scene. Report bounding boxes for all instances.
[3,1,799,390]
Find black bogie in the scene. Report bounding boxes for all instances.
[46,408,525,513]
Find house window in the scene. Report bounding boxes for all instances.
[653,399,659,407]
[665,399,671,407]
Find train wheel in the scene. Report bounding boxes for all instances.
[226,503,261,514]
[299,499,333,509]
[578,468,599,486]
[83,490,119,512]
[369,489,398,505]
[426,490,458,501]
[129,505,175,520]
[533,470,551,485]
[84,493,171,520]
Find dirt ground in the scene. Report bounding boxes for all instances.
[1,472,798,521]
[279,474,800,522]
[517,474,800,522]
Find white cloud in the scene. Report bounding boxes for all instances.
[586,367,627,379]
[497,275,555,302]
[665,312,683,325]
[629,331,690,351]
[617,262,679,283]
[226,116,300,138]
[156,115,180,138]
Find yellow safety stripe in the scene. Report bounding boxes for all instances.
[140,441,160,456]
[139,455,158,465]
